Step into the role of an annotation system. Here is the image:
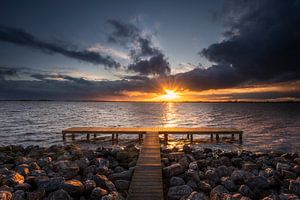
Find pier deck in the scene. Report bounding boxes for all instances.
[62,127,243,143]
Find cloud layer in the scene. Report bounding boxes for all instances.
[0,25,120,68]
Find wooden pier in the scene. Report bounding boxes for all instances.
[62,127,243,200]
[62,127,243,143]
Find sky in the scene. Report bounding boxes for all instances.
[0,0,300,101]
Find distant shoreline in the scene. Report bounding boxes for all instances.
[0,100,300,103]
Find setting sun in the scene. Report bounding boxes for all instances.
[160,89,180,101]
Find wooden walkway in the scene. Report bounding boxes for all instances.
[62,127,243,143]
[127,132,164,200]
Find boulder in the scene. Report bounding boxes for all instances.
[48,189,71,200]
[230,170,253,185]
[105,180,116,192]
[170,177,185,186]
[0,191,12,200]
[26,189,45,200]
[245,176,269,190]
[189,162,199,171]
[238,185,254,198]
[101,191,125,200]
[60,180,84,196]
[198,181,212,193]
[92,174,108,188]
[210,185,229,200]
[276,163,290,172]
[220,177,237,192]
[84,179,96,194]
[12,190,25,200]
[216,165,233,178]
[186,191,209,200]
[90,187,108,199]
[163,163,185,178]
[289,180,300,196]
[168,185,193,200]
[114,180,130,190]
[185,169,200,182]
[110,169,133,181]
[37,177,64,192]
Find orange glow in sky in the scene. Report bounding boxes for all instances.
[159,89,180,101]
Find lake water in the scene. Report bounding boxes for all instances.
[0,102,299,152]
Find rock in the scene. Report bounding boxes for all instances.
[59,166,79,179]
[185,169,200,182]
[75,157,90,170]
[83,165,98,176]
[221,176,237,192]
[37,177,64,192]
[187,180,198,191]
[279,193,300,200]
[15,164,30,176]
[0,191,12,200]
[90,187,108,199]
[210,185,229,200]
[230,170,253,185]
[105,180,116,192]
[183,145,192,154]
[3,172,24,186]
[179,156,190,169]
[292,165,300,174]
[26,189,46,200]
[29,162,40,171]
[167,185,193,200]
[12,190,25,200]
[232,158,243,168]
[101,191,125,200]
[163,163,185,178]
[170,177,185,186]
[14,183,32,191]
[289,180,300,196]
[60,180,84,196]
[110,169,133,181]
[294,158,300,165]
[114,166,125,173]
[205,169,219,186]
[218,156,232,167]
[186,191,209,200]
[281,170,297,179]
[245,176,269,190]
[29,169,46,177]
[114,180,130,190]
[198,181,212,192]
[189,162,199,171]
[238,185,254,198]
[216,165,233,178]
[84,179,96,194]
[92,174,108,188]
[193,150,206,160]
[276,163,290,172]
[242,162,258,171]
[196,160,207,169]
[48,189,71,200]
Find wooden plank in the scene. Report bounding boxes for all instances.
[127,132,164,200]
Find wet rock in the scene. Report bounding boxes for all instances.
[163,163,185,178]
[294,158,300,165]
[216,165,233,178]
[90,187,108,199]
[276,163,290,172]
[26,189,46,200]
[84,179,96,194]
[75,157,90,170]
[48,189,71,200]
[198,181,212,193]
[83,165,98,176]
[114,166,125,173]
[179,156,190,169]
[14,183,32,191]
[168,185,193,200]
[110,169,133,181]
[210,185,229,200]
[242,162,258,171]
[230,170,253,185]
[114,180,130,190]
[3,172,24,186]
[29,162,40,171]
[279,193,300,200]
[245,176,269,190]
[170,176,185,186]
[0,191,12,200]
[105,180,116,192]
[232,158,243,168]
[29,170,46,177]
[101,191,125,200]
[187,180,198,191]
[186,191,209,200]
[59,166,79,180]
[189,161,199,171]
[193,150,206,160]
[15,164,30,176]
[205,169,219,186]
[60,180,84,196]
[289,180,300,196]
[183,145,192,154]
[281,170,297,179]
[196,160,207,169]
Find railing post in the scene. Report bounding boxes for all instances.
[164,133,168,144]
[62,132,66,141]
[86,133,90,140]
[94,133,96,138]
[187,134,190,139]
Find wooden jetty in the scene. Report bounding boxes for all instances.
[62,127,243,200]
[62,127,243,143]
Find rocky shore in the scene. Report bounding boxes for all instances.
[162,145,300,200]
[0,144,139,200]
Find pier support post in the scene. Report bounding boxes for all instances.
[187,134,190,139]
[62,132,66,141]
[94,133,96,138]
[239,132,243,144]
[216,133,219,143]
[86,133,90,140]
[190,134,193,143]
[164,133,168,144]
[231,133,234,140]
[112,134,115,141]
[72,133,75,140]
[116,134,119,143]
[210,134,213,141]
[138,133,143,141]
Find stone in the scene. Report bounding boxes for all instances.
[37,177,64,192]
[245,176,269,190]
[289,180,300,196]
[60,180,84,196]
[221,176,237,192]
[101,191,125,200]
[230,170,253,185]
[294,158,300,165]
[90,187,108,199]
[276,163,290,172]
[205,169,219,186]
[26,189,46,200]
[198,181,212,192]
[84,179,96,194]
[83,165,98,176]
[193,150,206,160]
[110,169,133,181]
[12,190,25,200]
[170,177,185,186]
[210,185,229,200]
[14,183,32,191]
[238,185,253,198]
[232,158,243,168]
[281,170,297,179]
[167,185,193,200]
[279,193,300,200]
[3,172,24,186]
[216,165,233,178]
[48,189,71,200]
[242,162,258,171]
[29,162,40,171]
[196,160,207,169]
[187,180,198,191]
[114,180,130,190]
[15,164,30,176]
[0,191,12,200]
[114,166,125,173]
[179,156,190,169]
[189,161,199,171]
[59,166,80,179]
[163,163,185,178]
[29,170,46,177]
[186,191,209,200]
[185,169,201,182]
[92,174,108,188]
[105,180,116,192]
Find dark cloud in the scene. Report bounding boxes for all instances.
[0,25,120,68]
[0,66,18,80]
[178,0,300,90]
[108,19,171,76]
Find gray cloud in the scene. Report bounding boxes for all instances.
[108,19,170,76]
[0,25,120,68]
[0,66,18,80]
